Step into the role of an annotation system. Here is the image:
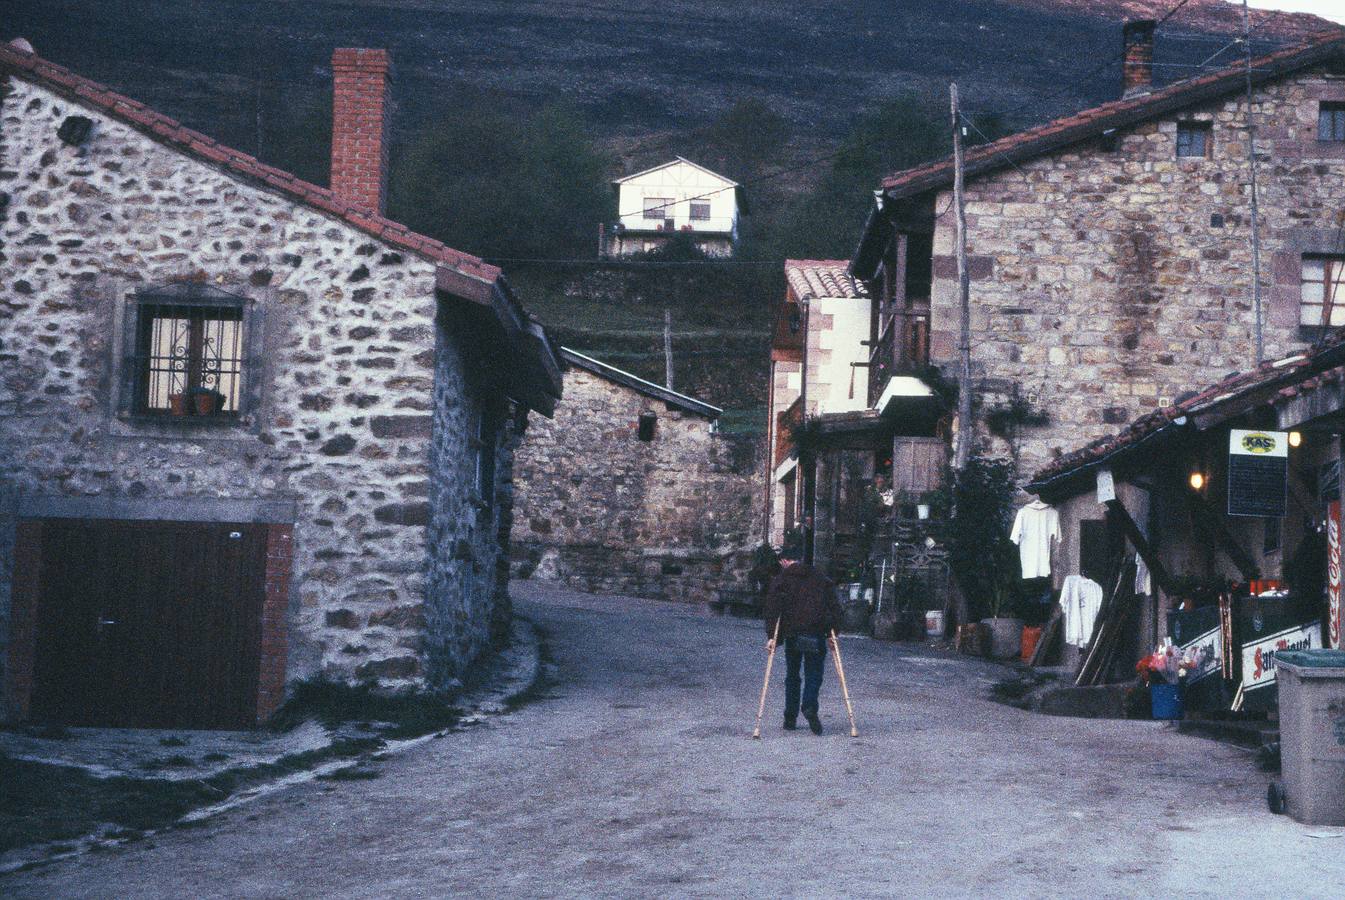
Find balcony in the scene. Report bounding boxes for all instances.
[867,303,930,407]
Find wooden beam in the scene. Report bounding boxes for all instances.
[1104,498,1172,596]
[1186,493,1261,580]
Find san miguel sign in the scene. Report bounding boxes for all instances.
[1331,501,1342,650]
[1228,429,1288,518]
[1242,622,1323,695]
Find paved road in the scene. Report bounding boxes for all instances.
[7,584,1344,898]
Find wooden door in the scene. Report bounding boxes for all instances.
[30,519,268,729]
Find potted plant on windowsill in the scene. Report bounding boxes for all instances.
[190,387,225,416]
[947,454,1024,659]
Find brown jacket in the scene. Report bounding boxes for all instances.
[762,562,841,642]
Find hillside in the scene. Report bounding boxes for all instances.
[8,0,1340,428]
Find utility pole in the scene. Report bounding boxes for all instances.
[952,83,973,470]
[664,308,675,390]
[1243,0,1264,364]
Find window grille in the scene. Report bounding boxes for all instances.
[121,284,254,421]
[1319,102,1345,142]
[1176,122,1211,158]
[689,202,711,221]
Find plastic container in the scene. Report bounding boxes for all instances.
[1150,683,1184,720]
[1270,650,1345,825]
[925,610,945,638]
[1020,625,1043,662]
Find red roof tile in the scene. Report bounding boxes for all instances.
[1028,328,1345,492]
[0,40,501,291]
[878,32,1345,202]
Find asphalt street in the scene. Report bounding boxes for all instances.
[6,583,1343,898]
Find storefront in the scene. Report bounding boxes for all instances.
[1026,335,1345,707]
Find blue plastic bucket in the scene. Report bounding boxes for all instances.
[1150,683,1184,720]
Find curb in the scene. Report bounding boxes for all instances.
[0,617,546,877]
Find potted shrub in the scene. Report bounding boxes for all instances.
[190,387,225,416]
[947,454,1024,658]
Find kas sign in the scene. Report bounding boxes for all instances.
[1228,429,1288,518]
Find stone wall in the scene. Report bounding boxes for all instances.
[512,368,762,606]
[0,73,511,703]
[925,66,1345,476]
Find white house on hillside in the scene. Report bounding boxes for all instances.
[600,157,744,258]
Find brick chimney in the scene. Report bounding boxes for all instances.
[1121,20,1156,98]
[330,48,392,215]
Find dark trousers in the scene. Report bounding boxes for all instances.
[784,638,826,719]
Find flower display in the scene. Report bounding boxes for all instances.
[1136,639,1208,686]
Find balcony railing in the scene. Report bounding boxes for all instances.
[867,303,931,407]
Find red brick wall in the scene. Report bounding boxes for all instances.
[1122,21,1155,97]
[330,48,391,215]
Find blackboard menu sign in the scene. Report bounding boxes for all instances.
[1228,429,1287,518]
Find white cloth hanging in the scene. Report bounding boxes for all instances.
[1010,500,1060,579]
[1134,555,1152,596]
[1060,575,1104,647]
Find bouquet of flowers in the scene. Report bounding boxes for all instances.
[1136,639,1208,686]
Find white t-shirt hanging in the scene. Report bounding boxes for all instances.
[1010,500,1060,579]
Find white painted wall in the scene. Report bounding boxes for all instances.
[809,296,872,415]
[615,160,738,236]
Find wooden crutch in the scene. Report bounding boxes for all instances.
[752,618,782,739]
[829,630,859,737]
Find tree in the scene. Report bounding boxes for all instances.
[387,100,611,261]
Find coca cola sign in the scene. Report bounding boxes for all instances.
[1331,501,1342,650]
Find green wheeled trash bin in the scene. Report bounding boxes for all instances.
[1269,650,1345,826]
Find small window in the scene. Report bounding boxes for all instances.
[689,202,711,220]
[643,197,672,220]
[637,413,657,442]
[1319,102,1345,142]
[471,403,502,506]
[1300,255,1345,328]
[1176,122,1211,158]
[126,284,250,419]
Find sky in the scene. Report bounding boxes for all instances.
[1244,0,1345,25]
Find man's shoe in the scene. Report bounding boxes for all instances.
[804,709,822,735]
[783,717,798,731]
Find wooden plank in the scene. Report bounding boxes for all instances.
[1104,499,1172,595]
[1186,494,1261,579]
[1029,606,1062,668]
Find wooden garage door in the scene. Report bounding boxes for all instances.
[30,519,269,729]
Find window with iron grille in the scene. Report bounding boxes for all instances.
[1301,255,1345,328]
[470,402,502,508]
[1319,102,1345,142]
[120,284,255,421]
[1176,121,1211,158]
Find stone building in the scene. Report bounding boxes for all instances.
[0,42,561,729]
[512,349,760,607]
[851,22,1345,480]
[765,261,941,577]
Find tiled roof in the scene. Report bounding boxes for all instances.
[1027,328,1345,494]
[784,260,871,302]
[877,32,1345,203]
[0,41,501,291]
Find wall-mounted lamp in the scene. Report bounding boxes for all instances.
[1188,471,1205,491]
[1288,431,1303,448]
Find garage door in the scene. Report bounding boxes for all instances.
[30,519,269,729]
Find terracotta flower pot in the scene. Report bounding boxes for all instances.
[193,390,222,416]
[168,393,188,416]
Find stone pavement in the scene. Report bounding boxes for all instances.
[5,583,1344,898]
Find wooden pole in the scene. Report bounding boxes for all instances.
[829,630,859,737]
[752,618,782,739]
[664,308,675,390]
[1242,0,1264,363]
[952,82,973,471]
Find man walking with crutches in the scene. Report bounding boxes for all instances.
[759,545,843,735]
